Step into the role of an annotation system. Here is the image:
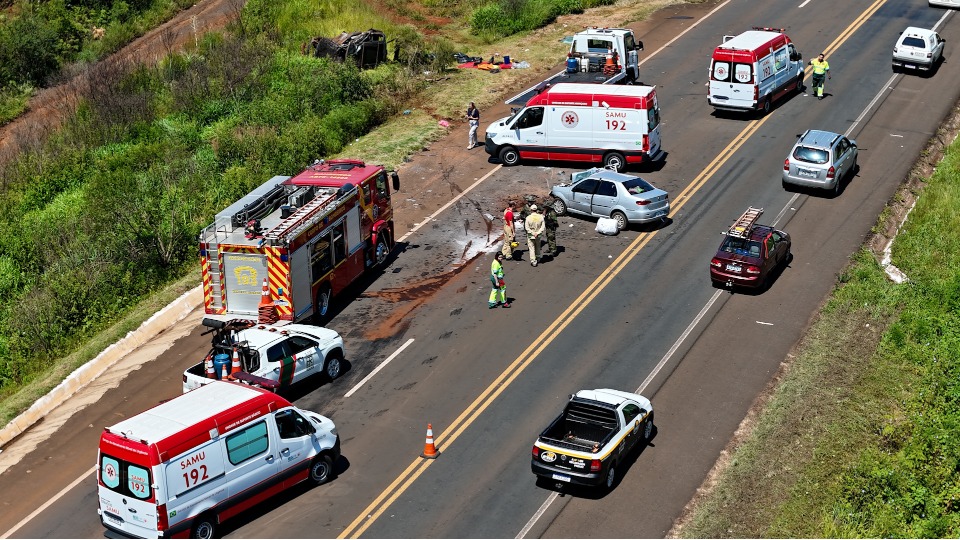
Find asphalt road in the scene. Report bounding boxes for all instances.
[1,0,958,538]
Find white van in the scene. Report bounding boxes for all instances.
[929,0,960,8]
[707,28,803,114]
[97,380,339,539]
[485,82,662,172]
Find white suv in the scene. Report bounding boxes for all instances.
[893,27,945,73]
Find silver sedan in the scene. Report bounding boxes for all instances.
[550,168,670,231]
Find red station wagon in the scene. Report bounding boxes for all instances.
[710,207,791,289]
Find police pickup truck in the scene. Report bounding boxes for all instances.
[182,318,345,393]
[531,389,654,489]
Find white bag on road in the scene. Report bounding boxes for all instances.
[595,217,619,235]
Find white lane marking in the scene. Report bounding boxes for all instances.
[1,465,94,539]
[397,167,501,243]
[636,0,732,68]
[798,0,812,8]
[636,289,724,394]
[516,3,738,535]
[890,134,903,138]
[756,321,774,326]
[344,338,415,398]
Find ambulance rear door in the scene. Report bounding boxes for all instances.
[98,449,160,538]
[644,92,662,159]
[709,52,755,110]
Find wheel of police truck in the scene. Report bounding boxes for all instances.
[324,349,343,381]
[499,146,520,166]
[191,514,217,540]
[605,464,618,490]
[309,454,335,485]
[643,411,655,443]
[374,234,390,267]
[603,151,626,172]
[315,284,333,325]
[611,210,628,231]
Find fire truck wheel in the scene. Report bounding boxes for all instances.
[603,151,625,172]
[611,211,628,231]
[374,235,390,267]
[315,285,333,325]
[552,197,567,216]
[190,514,217,540]
[324,350,343,380]
[499,146,520,166]
[309,454,335,485]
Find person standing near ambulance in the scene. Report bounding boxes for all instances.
[466,102,480,149]
[810,53,830,100]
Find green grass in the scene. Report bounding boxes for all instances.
[678,134,960,537]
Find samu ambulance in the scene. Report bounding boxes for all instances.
[484,82,663,172]
[707,28,803,114]
[97,380,339,539]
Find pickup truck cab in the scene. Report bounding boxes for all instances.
[183,318,345,393]
[532,389,654,489]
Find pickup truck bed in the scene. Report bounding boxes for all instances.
[539,399,619,452]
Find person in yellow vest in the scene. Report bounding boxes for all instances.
[810,53,830,100]
[489,252,510,308]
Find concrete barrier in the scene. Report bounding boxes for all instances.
[0,286,203,451]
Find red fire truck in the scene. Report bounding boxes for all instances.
[199,159,399,326]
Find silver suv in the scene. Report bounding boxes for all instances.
[893,27,945,73]
[782,130,858,195]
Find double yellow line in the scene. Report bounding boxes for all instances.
[338,0,888,536]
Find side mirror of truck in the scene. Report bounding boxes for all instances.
[391,171,400,191]
[636,40,644,51]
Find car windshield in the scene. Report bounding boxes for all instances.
[793,146,829,164]
[902,37,926,48]
[622,177,655,195]
[720,236,762,258]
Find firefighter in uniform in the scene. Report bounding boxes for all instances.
[810,53,830,100]
[541,196,559,257]
[524,204,546,266]
[502,202,517,259]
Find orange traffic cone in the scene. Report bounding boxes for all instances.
[257,278,278,324]
[204,354,216,379]
[420,423,440,459]
[221,360,230,380]
[229,347,241,376]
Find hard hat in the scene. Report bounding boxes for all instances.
[530,204,538,211]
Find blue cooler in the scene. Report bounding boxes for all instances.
[566,56,578,73]
[213,353,230,380]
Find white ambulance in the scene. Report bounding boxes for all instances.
[484,82,663,172]
[97,380,339,539]
[707,28,803,114]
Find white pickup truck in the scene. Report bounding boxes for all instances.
[531,389,654,490]
[182,318,345,393]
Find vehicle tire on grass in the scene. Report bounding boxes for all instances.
[603,151,626,172]
[611,210,628,231]
[499,146,520,166]
[309,454,335,486]
[191,514,217,540]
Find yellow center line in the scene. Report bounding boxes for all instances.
[338,1,889,537]
[804,0,888,78]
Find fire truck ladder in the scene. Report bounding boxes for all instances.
[728,207,763,239]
